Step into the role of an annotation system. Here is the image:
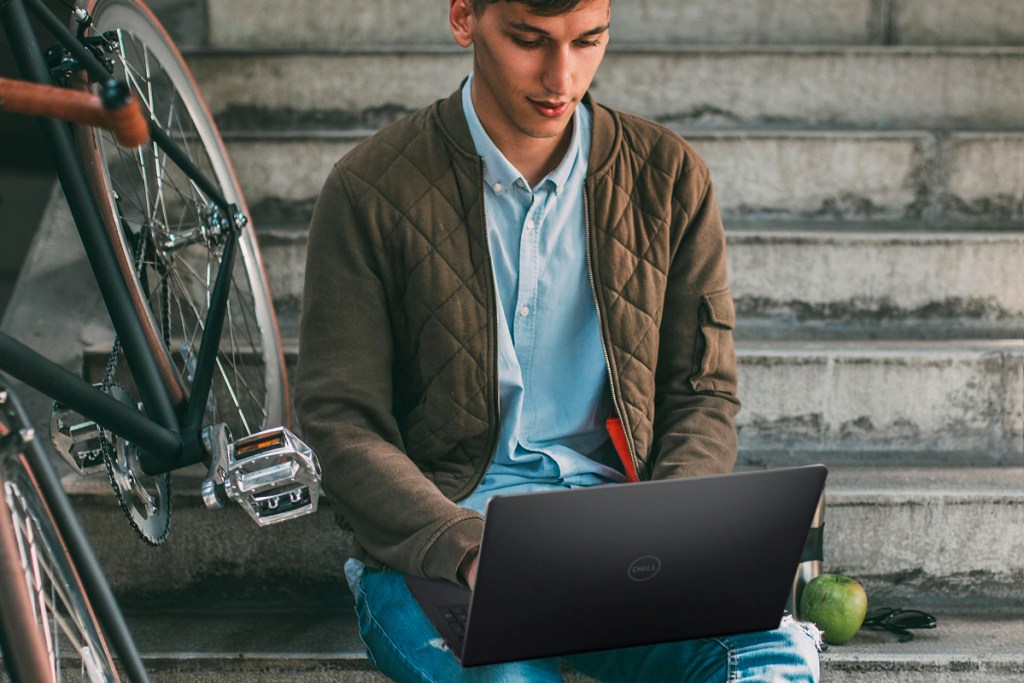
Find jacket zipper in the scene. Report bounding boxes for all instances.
[455,158,499,502]
[583,184,642,480]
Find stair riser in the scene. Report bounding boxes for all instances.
[4,655,1020,683]
[69,486,1022,605]
[227,133,1024,224]
[827,496,1024,604]
[256,231,1024,329]
[729,234,1024,325]
[189,51,1024,131]
[202,0,1024,48]
[75,341,1022,462]
[737,345,1023,461]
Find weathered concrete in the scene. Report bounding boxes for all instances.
[65,470,350,599]
[736,341,1024,461]
[187,48,1024,131]
[62,466,1024,604]
[116,610,1024,683]
[254,226,1024,334]
[823,467,1024,604]
[203,0,1024,49]
[893,0,1024,46]
[3,596,1021,682]
[205,0,881,48]
[78,336,1023,463]
[223,131,1024,224]
[594,49,1024,130]
[945,134,1024,221]
[727,230,1024,325]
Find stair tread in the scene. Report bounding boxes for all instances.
[118,600,1024,665]
[61,465,1024,502]
[186,44,1024,56]
[220,127,1024,140]
[201,0,1024,51]
[262,337,1024,354]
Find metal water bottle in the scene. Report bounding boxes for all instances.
[788,491,825,618]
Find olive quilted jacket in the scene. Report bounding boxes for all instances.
[296,89,740,587]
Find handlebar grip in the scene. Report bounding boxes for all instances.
[0,77,148,148]
[99,80,149,148]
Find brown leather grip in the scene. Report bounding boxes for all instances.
[0,76,148,148]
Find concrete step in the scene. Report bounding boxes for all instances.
[3,600,1020,682]
[202,0,1024,49]
[729,228,1024,339]
[187,47,1024,131]
[79,338,1022,464]
[735,340,1023,463]
[97,601,1022,683]
[224,129,1024,226]
[22,185,1024,465]
[64,465,1024,605]
[254,225,1024,337]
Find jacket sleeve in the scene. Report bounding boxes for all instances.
[649,158,740,479]
[295,164,482,587]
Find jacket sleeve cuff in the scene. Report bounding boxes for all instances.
[420,512,485,587]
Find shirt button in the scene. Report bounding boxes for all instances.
[525,218,535,230]
[519,306,530,317]
[493,182,504,193]
[516,179,526,188]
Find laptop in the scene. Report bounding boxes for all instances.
[405,464,827,667]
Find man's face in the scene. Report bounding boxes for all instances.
[450,0,611,151]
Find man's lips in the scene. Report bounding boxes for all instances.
[529,98,571,118]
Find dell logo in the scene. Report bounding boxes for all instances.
[628,555,662,582]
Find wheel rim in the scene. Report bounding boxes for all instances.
[81,0,286,440]
[1,455,121,682]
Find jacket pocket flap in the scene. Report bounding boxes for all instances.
[702,289,735,329]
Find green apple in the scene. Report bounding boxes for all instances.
[799,573,868,645]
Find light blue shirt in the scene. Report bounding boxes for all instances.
[459,75,625,515]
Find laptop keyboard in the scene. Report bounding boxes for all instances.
[438,603,469,649]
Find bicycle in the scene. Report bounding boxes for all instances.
[0,0,321,547]
[1,379,148,682]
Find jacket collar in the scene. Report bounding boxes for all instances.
[436,85,619,178]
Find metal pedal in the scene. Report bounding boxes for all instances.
[201,426,322,527]
[50,390,110,475]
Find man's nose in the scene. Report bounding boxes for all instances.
[541,46,573,95]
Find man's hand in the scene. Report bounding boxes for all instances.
[460,548,480,590]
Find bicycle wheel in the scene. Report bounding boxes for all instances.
[73,0,288,440]
[0,387,139,683]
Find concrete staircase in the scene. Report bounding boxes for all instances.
[2,0,1022,680]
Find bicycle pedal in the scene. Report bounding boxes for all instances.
[50,398,108,475]
[202,426,322,527]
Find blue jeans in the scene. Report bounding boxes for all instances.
[347,561,822,683]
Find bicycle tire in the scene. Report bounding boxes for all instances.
[73,0,288,442]
[1,385,146,682]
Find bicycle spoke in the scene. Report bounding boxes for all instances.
[82,0,287,463]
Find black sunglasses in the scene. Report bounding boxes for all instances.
[861,607,937,642]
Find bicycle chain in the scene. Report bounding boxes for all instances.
[96,226,172,546]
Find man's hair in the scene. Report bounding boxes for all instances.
[471,0,590,17]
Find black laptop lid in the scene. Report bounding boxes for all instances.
[459,465,827,666]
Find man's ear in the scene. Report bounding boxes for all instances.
[450,0,475,48]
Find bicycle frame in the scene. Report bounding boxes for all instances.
[1,381,150,682]
[0,0,238,475]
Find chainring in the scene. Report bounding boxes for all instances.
[98,383,171,545]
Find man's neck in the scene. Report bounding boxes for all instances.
[498,123,574,188]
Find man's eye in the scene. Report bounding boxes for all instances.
[575,39,602,48]
[512,36,543,48]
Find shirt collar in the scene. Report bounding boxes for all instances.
[461,73,586,195]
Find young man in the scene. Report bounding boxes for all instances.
[296,0,821,679]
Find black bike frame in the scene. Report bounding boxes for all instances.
[1,381,151,682]
[0,0,238,475]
